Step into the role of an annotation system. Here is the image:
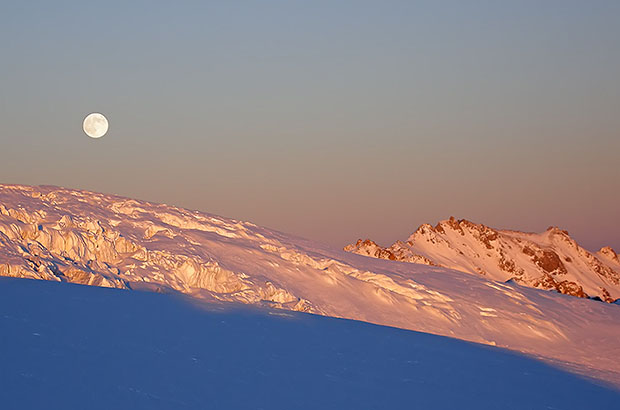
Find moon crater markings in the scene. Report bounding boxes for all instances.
[83,113,109,138]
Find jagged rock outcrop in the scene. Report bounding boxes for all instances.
[599,246,619,265]
[346,217,620,302]
[344,239,436,265]
[3,184,620,388]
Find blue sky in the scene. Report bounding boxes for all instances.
[1,1,619,249]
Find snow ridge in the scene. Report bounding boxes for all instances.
[1,184,620,386]
[345,216,620,302]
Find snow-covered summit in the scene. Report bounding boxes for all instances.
[345,217,620,302]
[599,246,619,265]
[1,184,620,386]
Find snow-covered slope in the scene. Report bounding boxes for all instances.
[1,277,618,410]
[345,217,620,302]
[1,184,620,387]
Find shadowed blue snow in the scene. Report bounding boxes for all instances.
[0,277,618,409]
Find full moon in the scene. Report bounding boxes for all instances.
[83,113,109,139]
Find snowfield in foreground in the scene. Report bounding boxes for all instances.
[0,184,619,388]
[0,277,618,410]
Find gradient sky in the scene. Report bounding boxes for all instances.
[1,1,619,251]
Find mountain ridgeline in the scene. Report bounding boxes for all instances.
[1,184,620,387]
[345,217,620,303]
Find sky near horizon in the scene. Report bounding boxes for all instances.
[1,1,619,251]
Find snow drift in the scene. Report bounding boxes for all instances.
[1,277,618,409]
[1,184,619,387]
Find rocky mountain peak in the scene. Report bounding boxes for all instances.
[346,217,620,302]
[2,184,620,387]
[599,246,619,263]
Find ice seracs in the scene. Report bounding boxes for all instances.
[345,216,620,302]
[1,184,620,387]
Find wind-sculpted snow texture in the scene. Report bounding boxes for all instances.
[1,277,619,410]
[346,217,620,302]
[1,184,620,387]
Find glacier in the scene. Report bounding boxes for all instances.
[1,183,619,389]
